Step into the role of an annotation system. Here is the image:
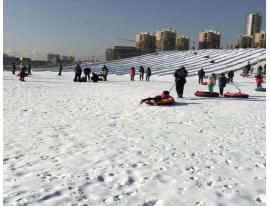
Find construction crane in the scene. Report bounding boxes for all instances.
[115,37,136,43]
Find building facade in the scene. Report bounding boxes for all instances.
[176,35,190,50]
[199,29,221,49]
[106,46,138,61]
[254,32,266,48]
[136,32,156,55]
[155,28,176,52]
[61,56,76,64]
[245,13,262,37]
[237,35,253,48]
[47,53,61,64]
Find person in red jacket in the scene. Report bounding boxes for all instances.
[255,75,263,88]
[130,67,135,81]
[140,91,172,105]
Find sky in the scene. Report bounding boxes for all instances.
[3,0,266,60]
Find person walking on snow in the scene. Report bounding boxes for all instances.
[58,63,63,76]
[227,70,234,82]
[139,66,145,81]
[145,67,151,81]
[84,67,91,81]
[198,68,205,84]
[218,73,227,95]
[130,67,135,81]
[101,65,109,81]
[174,66,188,98]
[255,75,263,88]
[19,63,27,81]
[74,64,82,82]
[207,74,216,92]
[12,62,16,74]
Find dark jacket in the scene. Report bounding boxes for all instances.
[174,67,188,83]
[146,67,151,76]
[101,66,108,75]
[218,76,227,87]
[75,65,82,74]
[91,73,99,82]
[198,69,205,78]
[84,68,91,75]
[139,66,145,74]
[228,70,234,77]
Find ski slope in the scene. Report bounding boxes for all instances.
[34,48,265,77]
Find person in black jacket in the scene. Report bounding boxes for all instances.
[139,66,145,81]
[198,68,205,84]
[84,67,91,81]
[58,63,63,76]
[20,63,27,81]
[101,65,108,81]
[12,62,16,74]
[91,72,99,82]
[218,73,227,95]
[145,67,151,81]
[174,66,188,98]
[74,64,82,82]
[227,70,234,82]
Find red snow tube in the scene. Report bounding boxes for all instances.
[16,72,29,77]
[224,92,249,98]
[194,91,219,97]
[202,81,208,85]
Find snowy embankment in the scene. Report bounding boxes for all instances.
[3,68,265,206]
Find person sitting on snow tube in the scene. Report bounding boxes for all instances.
[140,91,172,105]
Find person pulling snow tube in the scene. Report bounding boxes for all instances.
[255,87,266,92]
[223,92,249,98]
[145,97,175,106]
[194,91,219,97]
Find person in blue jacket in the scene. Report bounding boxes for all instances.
[218,73,227,95]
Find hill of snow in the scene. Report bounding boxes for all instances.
[3,52,266,206]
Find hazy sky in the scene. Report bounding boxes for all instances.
[4,0,266,60]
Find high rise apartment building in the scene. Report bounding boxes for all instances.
[245,13,262,37]
[155,28,176,52]
[176,35,190,50]
[198,29,221,49]
[136,32,156,55]
[254,32,266,48]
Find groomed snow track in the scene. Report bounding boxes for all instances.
[35,48,266,76]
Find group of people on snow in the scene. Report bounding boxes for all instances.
[72,64,108,82]
[130,66,152,81]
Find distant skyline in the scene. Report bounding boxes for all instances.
[3,0,266,60]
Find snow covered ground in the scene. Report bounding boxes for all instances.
[3,65,266,205]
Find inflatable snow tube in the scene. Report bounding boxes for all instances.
[16,72,29,77]
[224,92,249,98]
[194,91,219,97]
[145,97,175,106]
[255,87,266,92]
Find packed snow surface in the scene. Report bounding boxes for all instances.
[3,55,265,205]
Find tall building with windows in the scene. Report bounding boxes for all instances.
[245,13,262,37]
[106,46,138,61]
[176,35,190,50]
[155,28,176,52]
[237,35,253,48]
[136,32,156,55]
[198,29,221,49]
[254,32,266,48]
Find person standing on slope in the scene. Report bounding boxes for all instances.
[12,62,16,75]
[74,64,82,82]
[145,67,151,81]
[84,67,91,81]
[130,67,135,81]
[207,74,216,93]
[139,66,145,81]
[101,65,109,81]
[198,68,205,84]
[227,70,234,82]
[218,73,227,95]
[58,62,63,76]
[174,66,188,98]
